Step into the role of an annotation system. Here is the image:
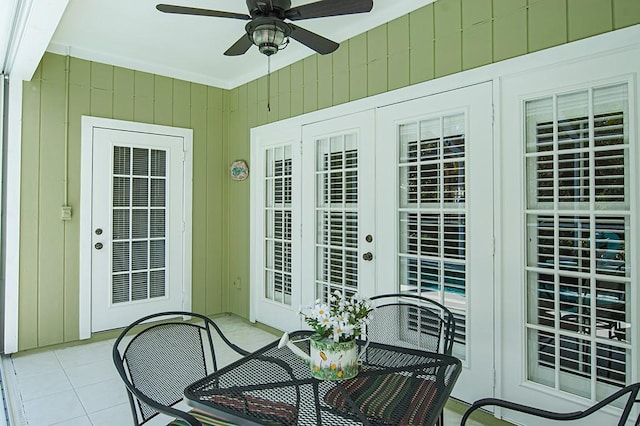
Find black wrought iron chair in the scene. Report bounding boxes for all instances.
[112,311,250,426]
[368,293,457,355]
[364,293,458,425]
[461,382,640,426]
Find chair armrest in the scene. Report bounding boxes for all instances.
[461,398,585,425]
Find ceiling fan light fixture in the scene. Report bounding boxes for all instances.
[252,23,287,56]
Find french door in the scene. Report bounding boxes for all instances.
[376,82,495,403]
[250,112,375,330]
[252,84,495,402]
[300,111,376,305]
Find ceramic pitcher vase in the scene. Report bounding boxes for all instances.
[309,335,359,380]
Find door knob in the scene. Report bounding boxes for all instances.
[362,252,373,261]
[95,242,103,250]
[95,228,103,235]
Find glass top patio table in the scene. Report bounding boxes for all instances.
[184,330,462,425]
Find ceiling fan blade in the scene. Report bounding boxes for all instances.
[156,4,251,20]
[224,33,254,56]
[288,23,339,55]
[285,0,373,21]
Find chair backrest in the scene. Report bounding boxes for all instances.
[368,293,456,355]
[112,311,249,425]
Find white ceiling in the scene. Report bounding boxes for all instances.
[46,0,435,89]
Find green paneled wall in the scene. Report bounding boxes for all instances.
[18,0,638,350]
[19,55,227,350]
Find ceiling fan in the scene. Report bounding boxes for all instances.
[156,0,374,57]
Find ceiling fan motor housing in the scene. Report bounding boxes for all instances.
[247,0,291,19]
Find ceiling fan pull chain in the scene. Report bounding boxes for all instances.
[267,55,271,112]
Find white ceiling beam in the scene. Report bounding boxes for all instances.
[4,0,69,80]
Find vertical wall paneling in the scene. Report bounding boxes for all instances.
[112,68,134,121]
[206,87,224,314]
[613,0,640,29]
[64,57,90,343]
[317,54,333,110]
[17,0,639,350]
[527,0,568,52]
[172,79,190,128]
[191,83,208,314]
[462,0,493,69]
[567,0,613,41]
[38,54,66,346]
[348,34,368,101]
[266,72,279,124]
[332,43,350,106]
[247,80,259,129]
[434,0,463,77]
[278,66,291,121]
[89,62,113,118]
[387,15,410,91]
[133,72,154,123]
[19,64,42,350]
[492,0,527,61]
[289,61,304,117]
[302,56,318,114]
[409,5,435,85]
[154,75,174,126]
[256,76,269,125]
[367,25,389,96]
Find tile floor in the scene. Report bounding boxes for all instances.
[3,315,495,426]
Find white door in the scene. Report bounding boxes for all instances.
[250,125,302,331]
[376,82,495,403]
[251,111,375,331]
[91,127,187,332]
[301,111,376,305]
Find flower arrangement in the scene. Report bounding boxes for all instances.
[300,291,373,343]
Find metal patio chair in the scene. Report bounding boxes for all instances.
[112,311,250,426]
[368,293,457,355]
[366,293,458,425]
[461,382,640,426]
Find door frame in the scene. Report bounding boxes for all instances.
[79,116,193,339]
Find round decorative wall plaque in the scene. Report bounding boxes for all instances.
[229,160,249,181]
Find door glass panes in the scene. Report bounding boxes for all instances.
[111,146,167,304]
[525,83,632,402]
[264,145,293,305]
[398,113,467,359]
[315,133,359,302]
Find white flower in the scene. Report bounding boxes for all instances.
[300,292,374,342]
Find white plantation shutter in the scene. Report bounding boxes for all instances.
[112,146,167,304]
[264,145,293,305]
[525,83,632,401]
[397,112,467,358]
[315,133,359,300]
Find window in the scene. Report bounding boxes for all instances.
[112,146,167,303]
[525,83,632,400]
[264,146,293,305]
[397,113,467,357]
[315,134,359,301]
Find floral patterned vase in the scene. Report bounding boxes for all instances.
[309,335,358,380]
